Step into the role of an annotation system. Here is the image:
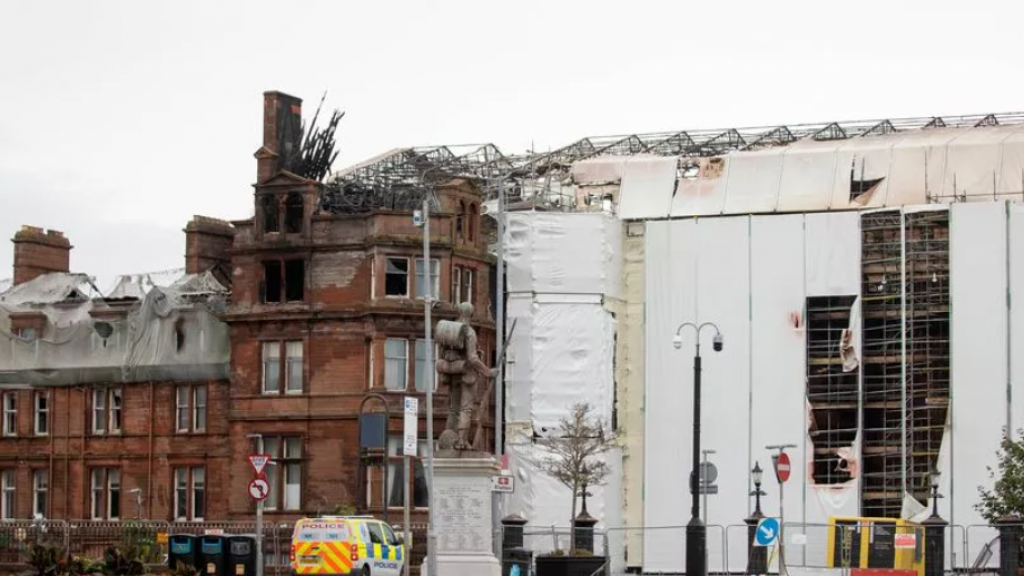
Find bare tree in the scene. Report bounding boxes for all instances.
[540,403,614,544]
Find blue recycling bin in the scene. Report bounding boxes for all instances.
[169,535,199,570]
[199,535,228,576]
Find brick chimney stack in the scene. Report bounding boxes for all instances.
[256,91,303,182]
[184,216,234,276]
[12,226,72,286]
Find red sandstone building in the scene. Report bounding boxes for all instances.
[0,91,495,525]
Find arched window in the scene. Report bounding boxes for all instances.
[285,192,304,233]
[262,195,280,233]
[456,201,466,240]
[468,203,479,243]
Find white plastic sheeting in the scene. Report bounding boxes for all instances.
[644,213,865,573]
[613,127,1024,219]
[0,271,230,385]
[503,444,624,571]
[950,202,1009,564]
[505,212,622,299]
[501,211,623,548]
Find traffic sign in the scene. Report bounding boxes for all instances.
[699,462,718,485]
[248,477,270,501]
[492,475,515,493]
[699,485,719,495]
[404,397,418,457]
[247,454,271,477]
[754,518,780,547]
[895,533,916,549]
[774,452,792,483]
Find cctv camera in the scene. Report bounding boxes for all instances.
[412,210,425,228]
[713,333,724,352]
[673,334,683,350]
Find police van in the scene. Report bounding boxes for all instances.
[290,516,405,576]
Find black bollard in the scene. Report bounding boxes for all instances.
[997,516,1023,576]
[501,514,528,551]
[745,513,767,575]
[573,511,599,554]
[922,516,947,576]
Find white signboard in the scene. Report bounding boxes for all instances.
[404,397,418,456]
[491,475,514,493]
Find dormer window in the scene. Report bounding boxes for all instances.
[262,195,280,234]
[285,193,304,233]
[456,201,466,241]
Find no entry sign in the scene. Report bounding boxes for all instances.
[774,452,791,483]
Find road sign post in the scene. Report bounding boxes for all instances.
[767,444,797,575]
[403,397,417,576]
[247,453,271,576]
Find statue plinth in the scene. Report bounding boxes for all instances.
[421,457,502,576]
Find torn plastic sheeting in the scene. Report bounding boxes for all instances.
[777,139,840,213]
[617,155,677,220]
[571,156,628,185]
[530,302,614,436]
[0,273,95,306]
[670,172,726,217]
[830,135,902,210]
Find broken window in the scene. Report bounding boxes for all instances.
[806,295,859,486]
[262,261,282,303]
[174,318,186,352]
[385,257,409,297]
[285,192,304,233]
[262,195,280,233]
[456,201,466,240]
[285,259,305,302]
[468,204,478,242]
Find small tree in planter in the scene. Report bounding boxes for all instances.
[977,430,1024,567]
[537,403,614,576]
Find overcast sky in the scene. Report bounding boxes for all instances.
[2,0,1023,291]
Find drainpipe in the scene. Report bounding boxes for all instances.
[148,381,155,518]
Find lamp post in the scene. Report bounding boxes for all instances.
[673,321,723,576]
[923,468,947,576]
[746,462,767,576]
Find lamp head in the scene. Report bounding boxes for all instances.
[712,333,724,352]
[673,334,683,350]
[931,468,941,490]
[752,461,763,487]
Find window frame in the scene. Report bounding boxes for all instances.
[90,467,121,520]
[109,388,122,433]
[173,466,206,521]
[261,257,306,304]
[451,265,462,305]
[252,436,302,512]
[414,257,440,299]
[383,339,408,391]
[93,388,122,435]
[263,341,303,395]
[2,392,17,437]
[383,257,410,298]
[34,392,49,436]
[384,436,430,510]
[192,385,207,432]
[176,386,191,432]
[1,469,15,520]
[32,469,47,519]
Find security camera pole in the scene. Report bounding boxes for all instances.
[415,199,437,576]
[673,321,724,576]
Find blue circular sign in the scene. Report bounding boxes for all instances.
[755,518,780,546]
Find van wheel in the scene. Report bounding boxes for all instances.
[361,566,370,576]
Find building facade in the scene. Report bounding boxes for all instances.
[0,90,495,524]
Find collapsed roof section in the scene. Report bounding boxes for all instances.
[331,112,1024,214]
[0,271,230,386]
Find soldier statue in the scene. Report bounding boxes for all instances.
[435,302,497,453]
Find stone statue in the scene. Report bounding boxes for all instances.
[435,302,497,453]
